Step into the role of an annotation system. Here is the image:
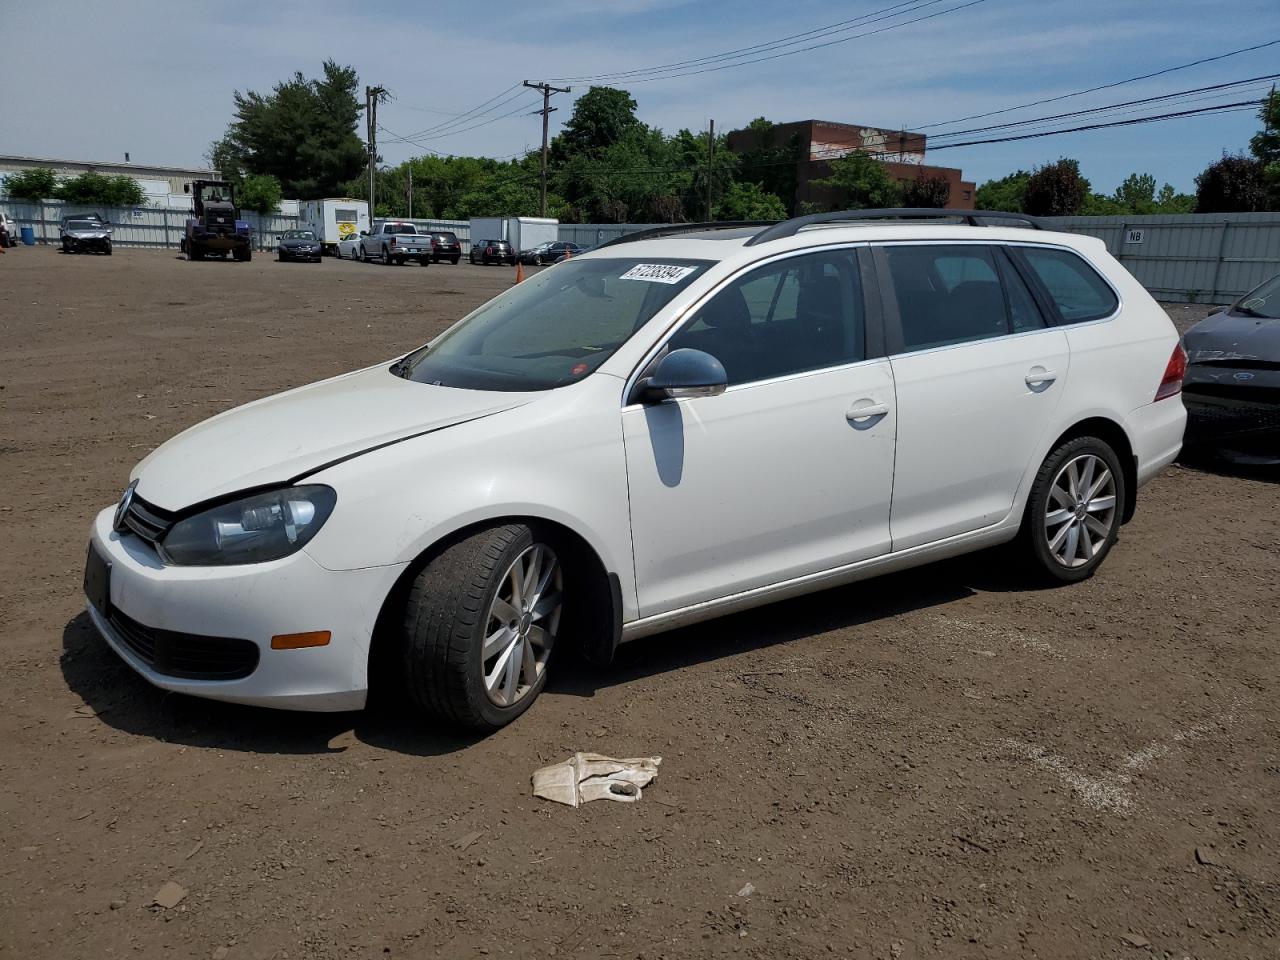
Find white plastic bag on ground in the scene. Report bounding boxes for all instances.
[532,752,662,807]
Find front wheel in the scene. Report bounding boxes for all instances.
[103,240,112,256]
[1019,436,1125,584]
[401,525,563,730]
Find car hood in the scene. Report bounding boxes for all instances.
[1183,312,1280,363]
[133,365,532,511]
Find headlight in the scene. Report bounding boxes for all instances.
[160,485,336,566]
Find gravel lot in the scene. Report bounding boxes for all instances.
[1,246,1276,960]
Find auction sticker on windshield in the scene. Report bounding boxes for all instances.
[620,264,697,284]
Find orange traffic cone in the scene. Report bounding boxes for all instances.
[563,247,572,260]
[515,261,525,284]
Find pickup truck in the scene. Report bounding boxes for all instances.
[357,220,432,266]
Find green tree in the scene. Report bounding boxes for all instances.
[1155,183,1195,213]
[206,136,248,193]
[239,174,283,214]
[1113,172,1157,214]
[555,86,643,158]
[814,152,901,209]
[900,172,951,208]
[714,181,787,220]
[55,172,148,207]
[974,170,1030,212]
[1250,87,1280,208]
[4,167,59,201]
[219,60,367,198]
[1022,159,1089,216]
[1195,153,1266,212]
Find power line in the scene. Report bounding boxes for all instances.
[927,73,1280,141]
[548,0,987,85]
[395,85,529,141]
[915,37,1280,130]
[548,0,944,82]
[927,100,1265,151]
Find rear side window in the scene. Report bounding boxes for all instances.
[881,245,1042,352]
[1017,247,1118,323]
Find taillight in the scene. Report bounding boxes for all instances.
[487,246,495,254]
[389,236,397,247]
[1154,343,1187,401]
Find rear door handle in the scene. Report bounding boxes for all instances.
[1025,367,1057,390]
[846,400,889,422]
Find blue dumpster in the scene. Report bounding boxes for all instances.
[19,226,35,245]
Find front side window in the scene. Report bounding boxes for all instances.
[668,249,865,386]
[397,257,712,391]
[881,244,1042,352]
[1016,247,1118,323]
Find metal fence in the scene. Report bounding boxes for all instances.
[4,201,1277,302]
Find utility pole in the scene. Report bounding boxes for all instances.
[365,85,386,214]
[407,165,413,219]
[523,80,571,217]
[706,119,715,221]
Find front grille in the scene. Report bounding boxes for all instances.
[108,608,260,680]
[120,494,175,547]
[205,211,234,233]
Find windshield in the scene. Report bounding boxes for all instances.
[396,257,712,391]
[198,184,230,203]
[67,220,101,231]
[284,230,316,240]
[1237,276,1280,319]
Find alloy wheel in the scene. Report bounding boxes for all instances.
[481,543,562,707]
[1043,454,1117,568]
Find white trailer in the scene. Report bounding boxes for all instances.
[467,216,558,254]
[299,198,370,256]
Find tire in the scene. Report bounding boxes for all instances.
[104,240,112,256]
[361,245,371,263]
[451,256,460,265]
[401,524,564,730]
[1019,436,1126,584]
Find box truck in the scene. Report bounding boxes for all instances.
[467,216,558,255]
[299,199,371,257]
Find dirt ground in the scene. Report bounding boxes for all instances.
[1,246,1276,960]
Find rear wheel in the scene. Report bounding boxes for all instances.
[361,245,371,263]
[401,524,564,730]
[1019,436,1125,583]
[103,240,112,256]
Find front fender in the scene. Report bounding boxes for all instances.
[301,376,638,622]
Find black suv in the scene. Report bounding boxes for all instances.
[470,239,517,266]
[430,232,462,264]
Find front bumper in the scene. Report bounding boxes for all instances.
[1182,366,1280,464]
[85,507,407,711]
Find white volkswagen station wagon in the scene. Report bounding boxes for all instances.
[85,210,1188,730]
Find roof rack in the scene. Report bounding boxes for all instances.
[597,220,779,249]
[743,208,1047,246]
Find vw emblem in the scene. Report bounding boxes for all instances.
[1232,372,1255,381]
[113,480,139,533]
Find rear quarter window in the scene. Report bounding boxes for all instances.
[1017,247,1118,323]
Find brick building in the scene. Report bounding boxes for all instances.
[726,119,976,211]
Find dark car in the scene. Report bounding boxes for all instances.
[1181,274,1280,465]
[470,239,516,266]
[553,243,592,263]
[519,241,582,265]
[430,231,462,264]
[277,229,323,263]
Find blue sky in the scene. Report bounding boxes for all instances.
[4,0,1277,194]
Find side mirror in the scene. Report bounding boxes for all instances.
[360,230,368,237]
[637,348,728,403]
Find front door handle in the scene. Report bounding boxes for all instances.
[1025,367,1057,391]
[846,399,889,423]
